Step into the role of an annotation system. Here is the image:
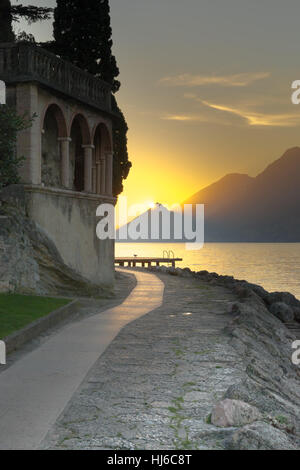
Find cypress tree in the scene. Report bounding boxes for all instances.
[51,0,120,92]
[48,0,131,196]
[111,96,132,196]
[0,0,52,42]
[0,0,15,41]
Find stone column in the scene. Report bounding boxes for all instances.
[15,83,41,185]
[105,152,113,196]
[82,145,94,193]
[92,155,97,193]
[58,137,71,188]
[100,158,106,195]
[96,162,101,194]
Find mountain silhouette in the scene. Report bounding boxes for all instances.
[184,147,300,242]
[116,203,202,243]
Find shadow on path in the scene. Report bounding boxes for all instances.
[0,269,164,450]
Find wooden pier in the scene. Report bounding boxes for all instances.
[115,257,182,268]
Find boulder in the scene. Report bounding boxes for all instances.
[181,268,193,278]
[225,421,298,450]
[167,267,178,276]
[270,292,300,308]
[234,285,254,300]
[211,399,262,428]
[247,283,272,304]
[269,302,294,323]
[294,307,300,323]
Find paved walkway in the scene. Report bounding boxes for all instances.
[42,271,300,450]
[43,271,241,450]
[0,269,164,450]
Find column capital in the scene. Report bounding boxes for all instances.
[82,144,95,150]
[58,137,72,142]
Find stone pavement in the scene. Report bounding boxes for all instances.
[42,271,245,450]
[0,269,163,449]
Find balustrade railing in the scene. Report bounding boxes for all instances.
[0,43,111,112]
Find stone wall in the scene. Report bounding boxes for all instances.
[0,214,38,294]
[0,185,114,295]
[24,185,115,287]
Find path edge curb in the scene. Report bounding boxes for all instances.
[3,299,79,354]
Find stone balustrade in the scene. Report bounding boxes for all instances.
[0,42,111,112]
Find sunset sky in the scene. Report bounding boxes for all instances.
[18,0,300,210]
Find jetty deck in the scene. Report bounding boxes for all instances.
[115,257,182,268]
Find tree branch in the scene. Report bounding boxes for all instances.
[11,5,53,23]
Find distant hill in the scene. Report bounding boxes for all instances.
[184,147,300,242]
[116,203,197,243]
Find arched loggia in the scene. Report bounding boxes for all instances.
[69,114,91,192]
[41,104,68,187]
[92,122,113,195]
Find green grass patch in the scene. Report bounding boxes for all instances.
[183,381,197,388]
[0,293,71,339]
[275,415,289,425]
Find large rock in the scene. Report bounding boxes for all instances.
[270,302,294,323]
[225,295,300,443]
[211,399,262,428]
[294,307,300,323]
[226,421,299,450]
[269,291,300,308]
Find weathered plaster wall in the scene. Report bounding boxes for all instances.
[42,112,61,187]
[25,187,115,286]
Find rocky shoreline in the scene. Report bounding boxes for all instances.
[42,266,300,450]
[149,264,300,326]
[153,266,300,448]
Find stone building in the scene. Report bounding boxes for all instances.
[0,42,116,288]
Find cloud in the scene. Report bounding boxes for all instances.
[201,100,300,127]
[159,72,270,88]
[161,114,198,122]
[161,112,231,126]
[183,92,198,99]
[161,99,300,128]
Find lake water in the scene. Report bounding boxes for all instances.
[115,243,300,300]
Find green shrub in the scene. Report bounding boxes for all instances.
[0,104,32,189]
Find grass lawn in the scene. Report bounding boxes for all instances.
[0,294,71,339]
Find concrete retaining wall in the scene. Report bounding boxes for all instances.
[25,186,115,287]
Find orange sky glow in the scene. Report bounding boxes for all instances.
[18,0,300,211]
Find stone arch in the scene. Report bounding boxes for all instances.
[92,122,113,194]
[91,121,112,152]
[69,113,91,145]
[69,113,92,192]
[41,103,68,138]
[41,103,68,187]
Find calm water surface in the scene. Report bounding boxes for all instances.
[116,243,300,300]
